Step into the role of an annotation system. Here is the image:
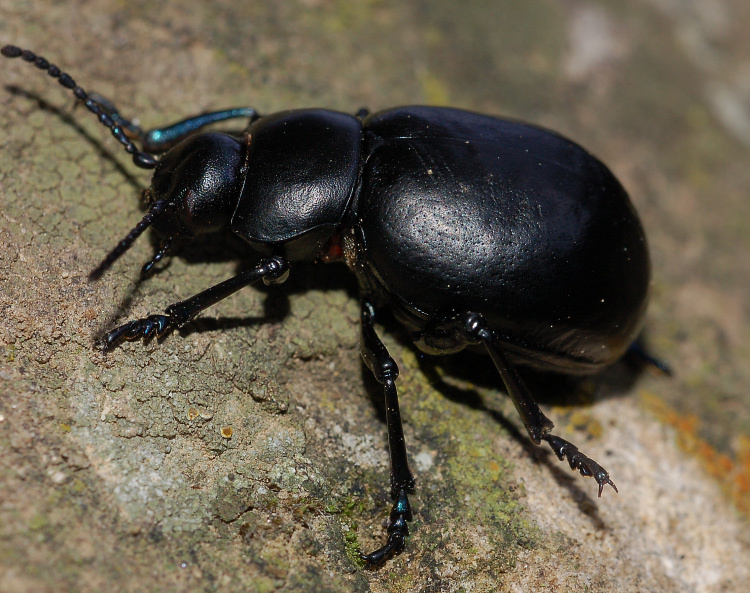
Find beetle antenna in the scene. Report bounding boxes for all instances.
[1,45,158,169]
[89,199,172,281]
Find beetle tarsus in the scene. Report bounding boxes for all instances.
[89,200,172,281]
[140,236,174,279]
[101,314,172,350]
[360,533,405,568]
[541,434,617,495]
[360,487,411,567]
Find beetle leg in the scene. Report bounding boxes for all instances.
[100,256,289,350]
[87,92,260,153]
[626,341,673,376]
[459,313,618,497]
[88,199,173,281]
[358,299,415,567]
[139,235,174,279]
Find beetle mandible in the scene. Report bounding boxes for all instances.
[3,45,652,567]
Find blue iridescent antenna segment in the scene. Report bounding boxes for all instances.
[141,107,260,152]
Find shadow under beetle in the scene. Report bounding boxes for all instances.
[3,45,652,567]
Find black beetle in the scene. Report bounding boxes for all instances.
[3,45,652,566]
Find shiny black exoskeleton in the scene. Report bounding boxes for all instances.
[3,45,652,567]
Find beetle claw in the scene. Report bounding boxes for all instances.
[541,433,617,496]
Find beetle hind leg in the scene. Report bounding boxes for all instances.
[358,299,415,567]
[456,313,617,497]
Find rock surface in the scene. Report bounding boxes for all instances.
[1,1,748,591]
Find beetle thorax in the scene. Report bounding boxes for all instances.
[229,109,363,261]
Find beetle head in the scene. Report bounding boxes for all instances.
[89,133,246,281]
[148,133,245,237]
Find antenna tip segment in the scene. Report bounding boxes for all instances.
[1,45,23,58]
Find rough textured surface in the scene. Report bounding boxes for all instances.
[1,1,748,592]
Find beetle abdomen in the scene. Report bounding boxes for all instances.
[355,107,650,369]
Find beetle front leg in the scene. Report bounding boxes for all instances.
[358,299,415,567]
[460,313,617,497]
[101,256,289,350]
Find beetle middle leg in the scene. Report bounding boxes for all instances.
[101,256,289,349]
[358,299,415,567]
